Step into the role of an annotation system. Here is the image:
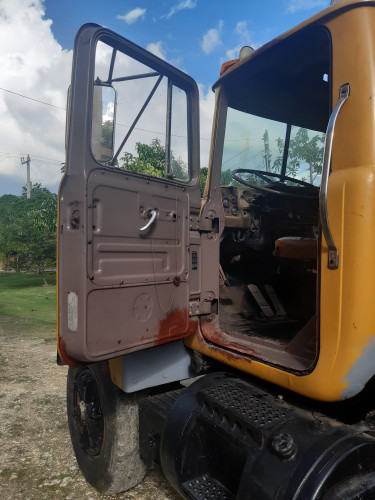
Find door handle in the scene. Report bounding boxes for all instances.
[140,209,157,231]
[320,83,350,270]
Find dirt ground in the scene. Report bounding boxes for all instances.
[0,331,181,500]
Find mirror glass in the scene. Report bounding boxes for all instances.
[91,84,116,162]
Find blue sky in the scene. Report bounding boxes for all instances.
[0,0,331,197]
[44,0,329,89]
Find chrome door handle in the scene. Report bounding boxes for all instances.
[320,83,350,270]
[140,209,157,231]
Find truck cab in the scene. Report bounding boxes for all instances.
[58,1,375,497]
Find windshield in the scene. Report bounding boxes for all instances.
[218,26,330,191]
[222,108,325,188]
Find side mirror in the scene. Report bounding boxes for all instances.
[91,84,116,163]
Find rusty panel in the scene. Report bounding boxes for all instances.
[86,283,191,358]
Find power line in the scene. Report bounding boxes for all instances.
[0,87,66,110]
[222,139,263,167]
[0,151,63,164]
[0,86,251,143]
[24,153,62,162]
[225,150,265,172]
[0,86,264,148]
[33,159,63,167]
[0,86,206,141]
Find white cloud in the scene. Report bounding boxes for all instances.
[117,7,146,24]
[225,45,242,61]
[287,0,327,14]
[0,0,216,197]
[103,101,114,123]
[162,0,197,19]
[0,0,72,194]
[198,85,215,169]
[146,41,166,61]
[225,20,261,61]
[201,21,223,55]
[235,21,251,42]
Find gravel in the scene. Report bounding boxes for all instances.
[0,332,181,500]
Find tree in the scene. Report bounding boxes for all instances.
[121,139,164,177]
[200,167,208,197]
[101,120,114,150]
[273,128,324,184]
[120,138,188,181]
[0,184,57,280]
[0,194,21,268]
[219,168,260,188]
[220,168,233,186]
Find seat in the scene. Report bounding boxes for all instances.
[273,237,317,260]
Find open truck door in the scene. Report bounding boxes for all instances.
[58,24,202,364]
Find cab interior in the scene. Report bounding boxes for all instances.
[214,26,331,372]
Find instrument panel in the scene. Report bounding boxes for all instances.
[221,186,254,228]
[221,184,319,238]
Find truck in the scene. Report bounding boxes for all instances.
[57,1,375,498]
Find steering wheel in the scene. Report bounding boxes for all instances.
[231,168,319,198]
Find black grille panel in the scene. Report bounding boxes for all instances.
[182,474,233,500]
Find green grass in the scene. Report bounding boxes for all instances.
[0,272,56,340]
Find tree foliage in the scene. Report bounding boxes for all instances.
[120,138,188,181]
[219,168,259,188]
[200,167,208,197]
[273,128,324,184]
[101,120,114,150]
[0,183,57,276]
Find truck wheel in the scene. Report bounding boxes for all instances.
[66,362,146,495]
[322,473,375,500]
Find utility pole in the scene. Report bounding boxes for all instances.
[263,130,271,172]
[21,154,31,198]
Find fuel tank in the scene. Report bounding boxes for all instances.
[139,372,375,499]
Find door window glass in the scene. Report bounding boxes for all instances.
[91,40,190,181]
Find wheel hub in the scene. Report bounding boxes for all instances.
[73,368,104,456]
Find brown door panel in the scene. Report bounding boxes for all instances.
[87,169,188,287]
[58,24,202,364]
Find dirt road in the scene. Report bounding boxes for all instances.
[0,332,180,499]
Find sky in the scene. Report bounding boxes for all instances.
[0,0,331,197]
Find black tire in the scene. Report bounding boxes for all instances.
[67,361,146,495]
[322,473,375,500]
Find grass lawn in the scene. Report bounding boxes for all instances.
[0,272,56,340]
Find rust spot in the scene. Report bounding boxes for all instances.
[57,336,80,367]
[138,309,198,349]
[155,308,197,344]
[201,320,258,358]
[139,308,198,347]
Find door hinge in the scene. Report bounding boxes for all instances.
[189,293,217,316]
[199,217,219,233]
[198,217,212,232]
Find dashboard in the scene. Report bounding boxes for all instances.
[220,185,319,252]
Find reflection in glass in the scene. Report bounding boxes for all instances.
[222,107,324,188]
[91,85,116,162]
